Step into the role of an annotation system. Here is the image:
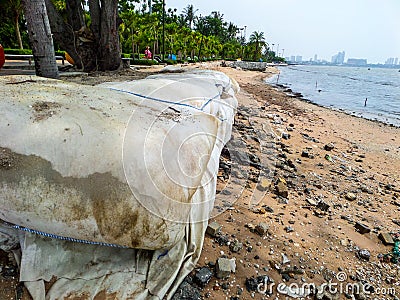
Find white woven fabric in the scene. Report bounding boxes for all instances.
[0,70,237,299]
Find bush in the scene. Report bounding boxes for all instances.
[5,48,65,58]
[132,59,158,66]
[4,48,32,55]
[164,59,178,65]
[55,50,65,58]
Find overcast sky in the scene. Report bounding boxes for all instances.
[166,0,400,63]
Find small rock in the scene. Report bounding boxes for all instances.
[378,232,395,245]
[345,192,357,201]
[229,239,243,253]
[276,181,289,198]
[281,273,291,281]
[216,258,236,279]
[246,223,256,232]
[324,143,335,151]
[355,222,371,234]
[206,221,222,237]
[356,249,371,261]
[284,226,294,233]
[281,253,291,264]
[194,267,213,287]
[171,281,201,300]
[245,275,270,292]
[306,198,318,206]
[261,205,274,213]
[255,222,269,235]
[317,201,330,211]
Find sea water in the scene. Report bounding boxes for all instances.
[266,65,400,127]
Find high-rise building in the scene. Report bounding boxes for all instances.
[290,56,296,62]
[314,54,318,62]
[331,51,345,64]
[385,57,398,65]
[296,56,302,62]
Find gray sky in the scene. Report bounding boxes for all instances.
[167,0,400,64]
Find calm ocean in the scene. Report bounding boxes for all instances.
[266,65,400,127]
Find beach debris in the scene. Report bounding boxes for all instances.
[324,143,335,151]
[216,257,236,279]
[378,232,395,246]
[301,150,313,158]
[281,253,291,264]
[324,154,333,162]
[345,192,357,201]
[284,226,294,233]
[206,221,222,237]
[193,267,213,287]
[392,219,400,226]
[245,275,271,293]
[316,200,330,211]
[172,281,201,300]
[255,222,269,236]
[229,239,243,253]
[275,178,289,198]
[245,223,256,233]
[355,222,371,234]
[356,249,371,261]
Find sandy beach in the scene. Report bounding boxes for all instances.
[1,63,399,299]
[192,64,400,300]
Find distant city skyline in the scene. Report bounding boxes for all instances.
[286,50,400,66]
[167,0,400,64]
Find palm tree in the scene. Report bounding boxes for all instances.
[22,0,59,78]
[249,31,266,61]
[226,22,238,41]
[182,4,198,29]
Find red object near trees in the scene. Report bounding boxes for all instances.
[0,44,5,69]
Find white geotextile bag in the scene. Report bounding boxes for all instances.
[0,70,237,299]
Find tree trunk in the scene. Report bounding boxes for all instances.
[45,0,121,72]
[44,0,84,69]
[66,0,85,31]
[88,0,101,42]
[98,0,121,71]
[22,0,59,79]
[14,14,23,49]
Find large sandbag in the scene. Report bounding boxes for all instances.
[0,70,237,299]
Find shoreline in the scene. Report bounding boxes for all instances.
[268,80,400,129]
[263,65,400,129]
[194,63,400,299]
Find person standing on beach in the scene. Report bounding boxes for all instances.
[145,46,152,59]
[364,98,367,107]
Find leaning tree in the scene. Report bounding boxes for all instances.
[44,0,121,72]
[21,0,59,78]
